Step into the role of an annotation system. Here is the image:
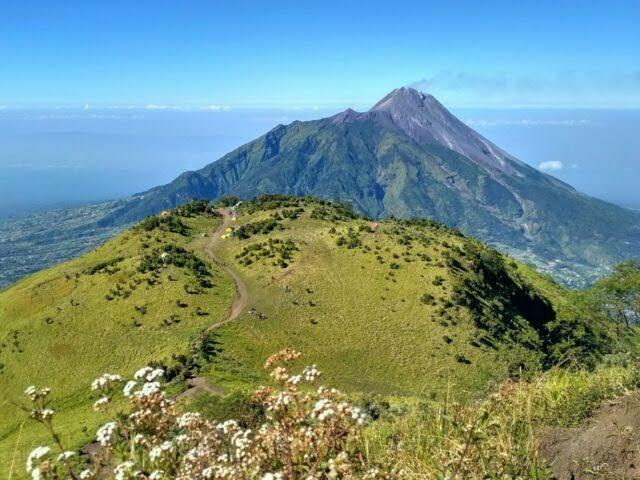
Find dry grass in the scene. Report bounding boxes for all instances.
[365,360,640,478]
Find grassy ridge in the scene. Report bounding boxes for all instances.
[202,197,569,400]
[0,196,615,477]
[0,214,234,477]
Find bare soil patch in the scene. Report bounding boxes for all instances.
[540,392,640,479]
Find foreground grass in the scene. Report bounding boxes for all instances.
[0,215,235,478]
[365,360,640,478]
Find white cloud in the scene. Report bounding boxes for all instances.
[538,161,563,171]
[145,104,167,110]
[206,104,230,111]
[84,103,90,110]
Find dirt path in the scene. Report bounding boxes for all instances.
[178,209,250,399]
[539,391,640,479]
[203,208,249,328]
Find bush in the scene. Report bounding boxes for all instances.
[236,238,299,268]
[234,218,283,240]
[138,244,211,279]
[84,257,124,275]
[138,215,189,236]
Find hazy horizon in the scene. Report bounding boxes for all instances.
[1,104,638,218]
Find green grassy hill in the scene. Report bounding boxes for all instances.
[205,197,561,399]
[0,196,605,477]
[0,207,235,477]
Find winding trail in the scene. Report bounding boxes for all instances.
[202,208,249,329]
[178,209,250,400]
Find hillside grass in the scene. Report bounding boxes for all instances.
[0,214,235,478]
[1,196,615,478]
[201,199,561,401]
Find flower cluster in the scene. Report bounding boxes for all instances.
[23,385,78,479]
[25,350,398,479]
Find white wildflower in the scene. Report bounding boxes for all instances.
[123,380,137,397]
[146,368,164,381]
[93,396,110,411]
[96,421,117,446]
[303,364,321,382]
[262,473,283,480]
[133,366,153,381]
[24,386,38,401]
[134,381,161,398]
[91,373,122,391]
[113,461,135,480]
[149,440,174,462]
[178,412,201,428]
[216,419,238,434]
[26,446,50,473]
[57,451,75,461]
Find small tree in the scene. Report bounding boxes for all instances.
[593,260,640,332]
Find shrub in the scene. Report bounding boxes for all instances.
[234,218,283,240]
[137,215,189,236]
[138,244,211,280]
[84,257,124,275]
[236,238,299,268]
[174,199,217,217]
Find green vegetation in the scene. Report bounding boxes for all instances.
[366,359,640,478]
[235,238,299,268]
[103,92,640,290]
[204,197,623,401]
[3,196,640,478]
[0,211,234,477]
[233,218,283,240]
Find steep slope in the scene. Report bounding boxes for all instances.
[0,196,594,476]
[102,88,640,287]
[203,197,559,398]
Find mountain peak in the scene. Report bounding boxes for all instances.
[370,87,435,112]
[367,87,519,173]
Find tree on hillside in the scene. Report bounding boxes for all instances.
[592,260,640,332]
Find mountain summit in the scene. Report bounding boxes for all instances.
[106,88,640,285]
[369,87,522,173]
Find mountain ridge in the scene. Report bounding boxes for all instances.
[98,87,640,286]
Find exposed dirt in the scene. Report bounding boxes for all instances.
[203,208,249,327]
[176,376,225,400]
[539,392,640,479]
[173,209,251,401]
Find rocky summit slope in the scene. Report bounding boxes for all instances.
[100,88,640,287]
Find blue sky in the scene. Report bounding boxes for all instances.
[2,0,639,108]
[0,1,639,216]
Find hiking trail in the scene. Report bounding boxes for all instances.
[181,208,249,399]
[203,208,249,328]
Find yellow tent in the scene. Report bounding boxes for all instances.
[225,227,233,233]
[221,234,231,239]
